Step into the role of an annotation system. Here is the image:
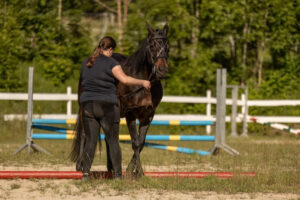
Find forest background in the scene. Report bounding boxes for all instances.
[0,0,299,116]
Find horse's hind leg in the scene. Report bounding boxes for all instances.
[125,115,138,176]
[134,116,153,177]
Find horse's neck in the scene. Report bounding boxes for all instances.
[124,40,151,78]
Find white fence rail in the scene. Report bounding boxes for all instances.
[1,87,300,124]
[2,91,300,106]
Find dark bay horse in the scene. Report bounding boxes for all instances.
[113,23,169,176]
[71,23,169,178]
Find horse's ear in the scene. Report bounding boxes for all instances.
[163,23,169,35]
[146,22,155,36]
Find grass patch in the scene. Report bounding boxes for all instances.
[10,184,21,190]
[0,120,299,194]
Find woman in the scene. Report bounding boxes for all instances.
[78,36,150,179]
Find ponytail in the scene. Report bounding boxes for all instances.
[86,36,116,68]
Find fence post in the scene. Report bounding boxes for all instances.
[26,67,34,153]
[241,86,248,137]
[206,90,211,135]
[14,67,50,155]
[230,85,238,137]
[67,86,72,118]
[214,69,221,149]
[241,93,245,118]
[210,69,239,155]
[220,69,227,145]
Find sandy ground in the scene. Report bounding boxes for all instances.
[0,165,299,200]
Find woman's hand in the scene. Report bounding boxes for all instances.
[142,80,151,90]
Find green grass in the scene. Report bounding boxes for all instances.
[10,184,21,190]
[0,119,299,194]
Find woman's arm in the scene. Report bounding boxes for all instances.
[112,65,151,90]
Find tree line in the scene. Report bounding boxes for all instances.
[0,0,299,100]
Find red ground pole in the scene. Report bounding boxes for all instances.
[0,171,256,179]
[144,171,256,178]
[0,171,82,179]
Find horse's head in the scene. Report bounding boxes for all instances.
[146,23,169,80]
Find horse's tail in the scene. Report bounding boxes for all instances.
[70,108,84,163]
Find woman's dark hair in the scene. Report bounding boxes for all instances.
[86,36,117,67]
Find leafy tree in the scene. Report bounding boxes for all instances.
[1,0,299,101]
[0,0,92,88]
[0,1,28,91]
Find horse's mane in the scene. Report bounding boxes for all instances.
[112,39,150,76]
[111,53,127,65]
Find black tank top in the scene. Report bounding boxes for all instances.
[80,54,119,104]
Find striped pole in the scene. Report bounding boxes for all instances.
[143,142,211,156]
[250,118,300,135]
[32,133,215,141]
[33,124,68,133]
[0,171,256,179]
[32,119,214,126]
[33,125,217,138]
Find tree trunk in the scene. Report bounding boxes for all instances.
[100,13,109,39]
[242,12,252,85]
[123,0,130,28]
[242,19,248,85]
[95,0,117,14]
[191,0,199,58]
[30,33,36,48]
[253,44,258,88]
[58,0,62,20]
[4,1,7,27]
[117,0,123,52]
[294,44,298,53]
[228,35,236,69]
[257,40,265,86]
[257,9,268,86]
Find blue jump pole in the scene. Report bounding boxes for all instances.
[33,119,68,125]
[144,142,211,156]
[32,133,215,141]
[32,119,214,126]
[33,124,68,133]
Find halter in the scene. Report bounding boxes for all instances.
[147,35,168,74]
[120,35,168,100]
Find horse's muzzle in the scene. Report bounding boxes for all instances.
[155,67,168,79]
[154,58,168,79]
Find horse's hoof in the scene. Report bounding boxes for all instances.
[125,168,134,177]
[81,173,90,181]
[113,175,123,180]
[135,173,144,179]
[135,169,144,178]
[76,162,83,171]
[126,162,135,174]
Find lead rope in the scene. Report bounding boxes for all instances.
[120,36,167,100]
[120,71,154,100]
